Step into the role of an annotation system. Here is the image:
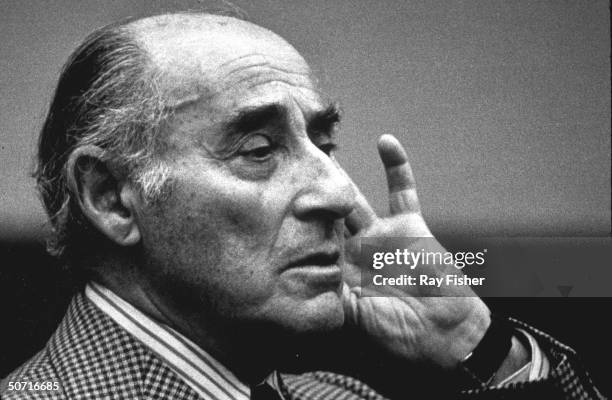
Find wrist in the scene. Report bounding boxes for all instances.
[458,313,515,384]
[437,300,491,368]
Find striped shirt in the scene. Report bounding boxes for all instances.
[496,328,550,386]
[85,282,251,400]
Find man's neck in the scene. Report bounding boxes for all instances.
[95,273,280,385]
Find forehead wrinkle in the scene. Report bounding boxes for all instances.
[225,67,313,93]
[224,62,311,80]
[158,72,217,114]
[221,53,311,76]
[244,77,314,92]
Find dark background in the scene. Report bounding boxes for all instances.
[2,240,611,396]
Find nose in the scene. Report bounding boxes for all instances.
[292,141,356,221]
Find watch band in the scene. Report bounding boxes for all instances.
[459,313,513,384]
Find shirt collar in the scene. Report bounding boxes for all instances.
[85,282,250,400]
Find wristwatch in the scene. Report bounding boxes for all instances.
[459,313,513,385]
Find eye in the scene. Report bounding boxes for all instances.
[237,134,275,161]
[317,142,338,156]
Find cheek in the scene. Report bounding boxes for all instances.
[173,185,271,268]
[152,179,285,290]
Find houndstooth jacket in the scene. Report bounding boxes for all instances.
[1,292,605,399]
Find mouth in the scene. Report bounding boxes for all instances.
[286,250,341,269]
[283,250,342,285]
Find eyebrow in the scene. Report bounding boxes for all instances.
[222,102,341,137]
[223,104,286,136]
[307,103,342,134]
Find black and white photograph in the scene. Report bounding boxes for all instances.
[1,1,610,398]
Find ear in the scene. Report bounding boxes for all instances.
[66,145,141,247]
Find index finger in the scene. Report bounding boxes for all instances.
[377,134,421,215]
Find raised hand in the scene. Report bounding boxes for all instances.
[341,134,491,368]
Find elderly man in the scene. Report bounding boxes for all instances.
[1,12,603,399]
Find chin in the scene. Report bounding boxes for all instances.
[281,291,345,333]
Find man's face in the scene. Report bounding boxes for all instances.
[134,20,355,334]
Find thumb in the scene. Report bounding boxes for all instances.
[341,282,360,326]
